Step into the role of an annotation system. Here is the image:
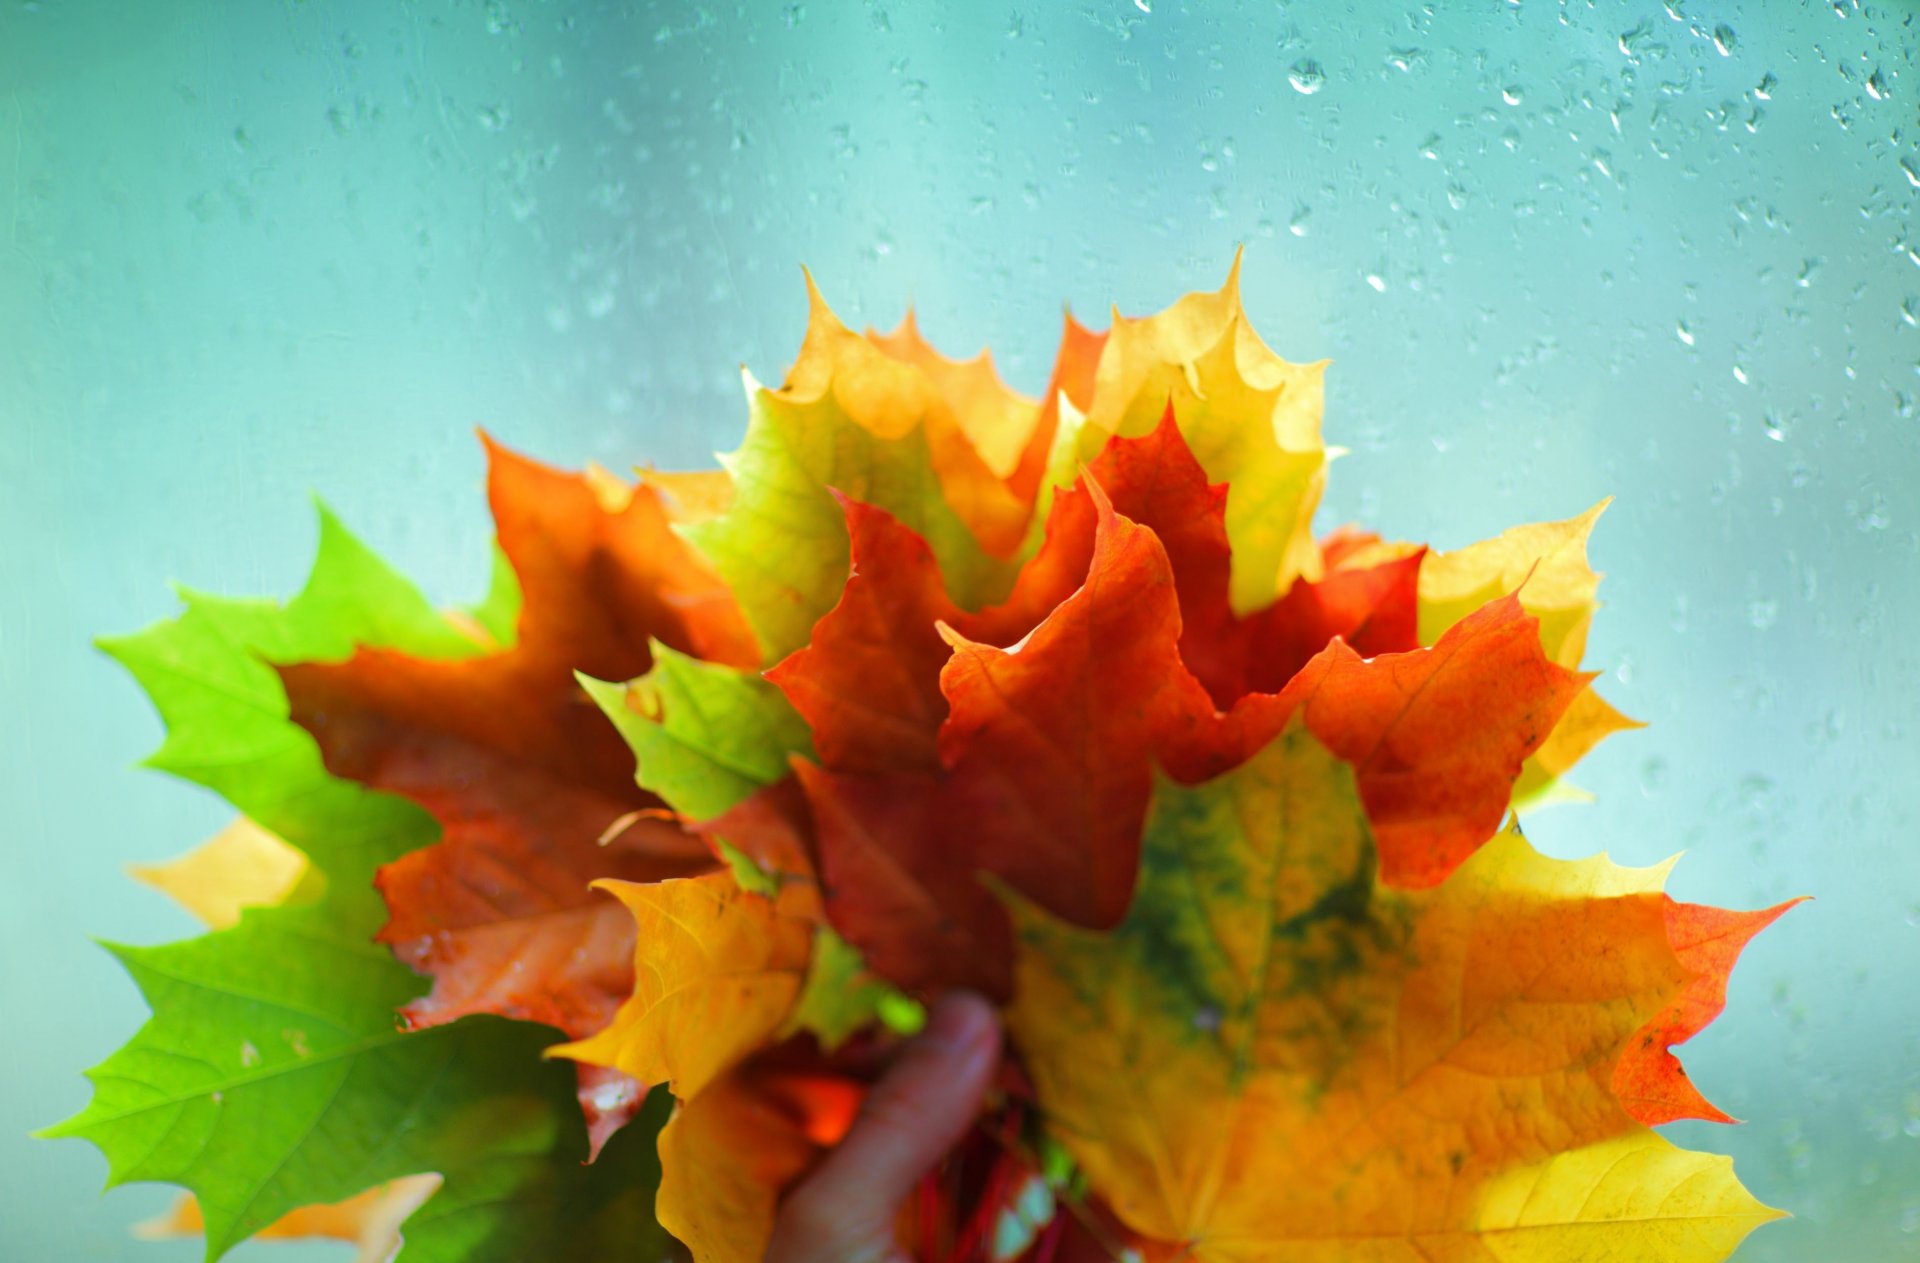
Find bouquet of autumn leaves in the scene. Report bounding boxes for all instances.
[48,261,1795,1263]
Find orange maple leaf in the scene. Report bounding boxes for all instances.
[278,438,746,1143]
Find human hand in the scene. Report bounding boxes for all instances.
[766,992,1002,1263]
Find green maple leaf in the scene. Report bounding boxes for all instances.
[39,506,674,1261]
[682,379,1018,664]
[581,640,813,823]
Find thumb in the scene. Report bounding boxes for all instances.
[769,992,1001,1263]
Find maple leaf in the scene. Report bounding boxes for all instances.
[39,505,680,1260]
[583,640,813,823]
[681,277,1033,663]
[655,1069,852,1263]
[128,816,313,930]
[553,871,815,1100]
[1614,897,1805,1126]
[137,1177,443,1263]
[279,438,737,1055]
[129,817,438,1260]
[1000,724,1783,1262]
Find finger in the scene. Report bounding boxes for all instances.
[769,992,1000,1263]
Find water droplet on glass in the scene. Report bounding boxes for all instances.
[1763,411,1787,441]
[1748,600,1778,630]
[1899,156,1919,189]
[1732,363,1750,385]
[1502,85,1524,106]
[476,103,509,132]
[1712,23,1737,56]
[1134,0,1151,13]
[1754,72,1777,100]
[1676,318,1695,346]
[1365,271,1386,293]
[1864,68,1889,101]
[1288,59,1325,95]
[1288,203,1311,236]
[1849,492,1891,532]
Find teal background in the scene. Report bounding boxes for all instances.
[2,1,1915,1258]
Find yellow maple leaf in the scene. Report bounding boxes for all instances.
[128,816,311,930]
[1001,725,1780,1262]
[1071,251,1330,611]
[553,870,814,1100]
[867,308,1045,484]
[655,1072,824,1263]
[135,1176,442,1263]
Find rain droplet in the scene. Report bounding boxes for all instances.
[1501,85,1524,106]
[1676,318,1695,346]
[1365,271,1387,293]
[1732,363,1750,385]
[1133,0,1151,12]
[1763,411,1787,441]
[1754,72,1777,100]
[1849,492,1891,532]
[1900,156,1920,189]
[1864,68,1889,101]
[1712,23,1737,56]
[1288,203,1311,236]
[1288,59,1326,95]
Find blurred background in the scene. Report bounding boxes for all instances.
[2,1,1914,1258]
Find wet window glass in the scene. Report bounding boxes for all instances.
[3,3,1913,1259]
